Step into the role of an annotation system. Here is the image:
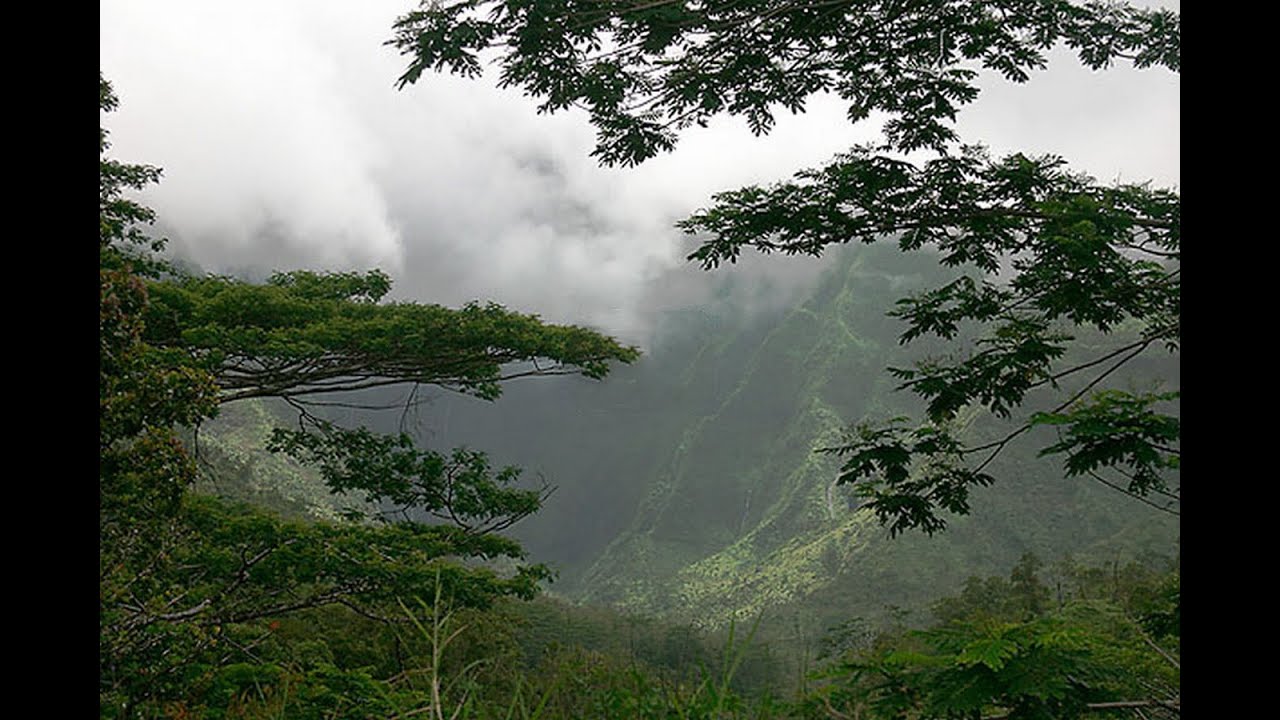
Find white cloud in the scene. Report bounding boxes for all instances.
[102,0,1179,344]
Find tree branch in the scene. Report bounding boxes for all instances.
[1086,470,1179,517]
[964,337,1155,476]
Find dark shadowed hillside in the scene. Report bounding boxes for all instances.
[226,243,1177,629]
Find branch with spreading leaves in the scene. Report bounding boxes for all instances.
[142,269,639,405]
[392,0,1178,165]
[689,146,1180,534]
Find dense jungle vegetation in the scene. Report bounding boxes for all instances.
[101,1,1179,717]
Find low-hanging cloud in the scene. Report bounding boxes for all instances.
[101,0,1178,347]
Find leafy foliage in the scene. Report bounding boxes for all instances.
[819,418,995,536]
[100,77,164,259]
[392,1,1180,535]
[101,495,549,714]
[850,615,1107,719]
[144,269,637,403]
[813,556,1180,720]
[99,75,634,716]
[102,0,1184,708]
[682,135,1179,535]
[391,0,1179,165]
[1032,389,1179,499]
[268,421,548,532]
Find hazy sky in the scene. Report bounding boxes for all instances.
[100,0,1179,345]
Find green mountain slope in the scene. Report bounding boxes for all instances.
[573,245,1178,627]
[192,243,1178,631]
[190,398,373,522]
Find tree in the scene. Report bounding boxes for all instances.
[389,0,1180,535]
[812,556,1180,719]
[143,269,635,405]
[683,146,1179,535]
[99,74,637,715]
[391,0,1177,167]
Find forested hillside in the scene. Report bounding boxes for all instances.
[103,0,1180,715]
[184,243,1180,714]
[273,243,1177,630]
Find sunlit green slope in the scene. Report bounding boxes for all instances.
[575,245,1178,627]
[193,244,1178,629]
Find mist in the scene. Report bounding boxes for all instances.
[101,0,1177,348]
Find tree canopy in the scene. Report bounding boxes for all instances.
[684,145,1179,534]
[815,554,1180,719]
[99,73,636,715]
[392,0,1178,166]
[143,270,635,404]
[100,0,1181,709]
[391,0,1180,535]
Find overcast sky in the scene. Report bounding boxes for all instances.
[100,0,1179,346]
